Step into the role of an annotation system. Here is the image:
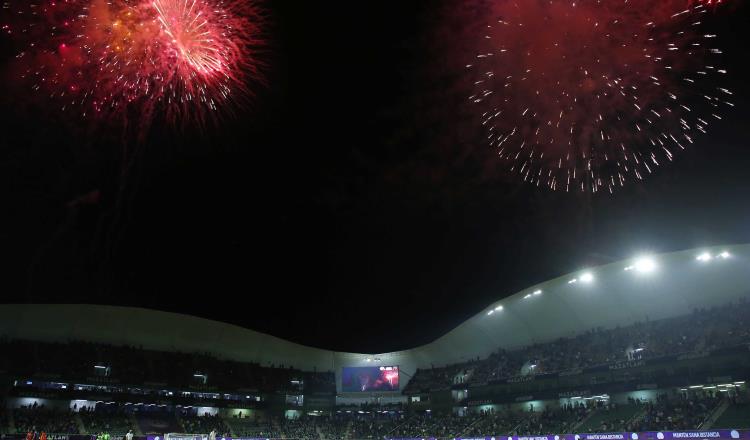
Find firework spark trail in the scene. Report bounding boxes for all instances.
[2,0,263,130]
[466,0,733,193]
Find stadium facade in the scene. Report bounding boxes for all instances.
[0,244,748,395]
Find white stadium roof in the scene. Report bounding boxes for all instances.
[0,244,748,392]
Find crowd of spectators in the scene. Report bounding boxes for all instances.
[406,299,750,392]
[222,417,278,438]
[2,393,743,439]
[178,413,229,436]
[0,339,335,395]
[514,404,590,435]
[635,393,722,431]
[78,405,134,435]
[13,404,79,434]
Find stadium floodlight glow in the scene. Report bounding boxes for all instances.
[523,294,532,299]
[494,305,503,311]
[487,310,494,316]
[94,365,107,369]
[689,385,703,388]
[696,252,712,262]
[568,278,578,284]
[365,358,372,362]
[533,289,542,295]
[633,256,657,273]
[735,381,745,384]
[719,251,731,259]
[579,272,594,283]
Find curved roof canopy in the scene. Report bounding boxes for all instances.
[1,244,748,389]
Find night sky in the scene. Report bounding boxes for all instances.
[1,0,749,354]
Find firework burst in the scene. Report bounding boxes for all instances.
[467,0,733,193]
[3,0,263,130]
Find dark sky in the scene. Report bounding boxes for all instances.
[1,0,749,354]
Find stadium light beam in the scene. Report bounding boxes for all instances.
[633,256,657,273]
[580,272,594,283]
[696,252,712,262]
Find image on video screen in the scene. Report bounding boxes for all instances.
[341,365,399,392]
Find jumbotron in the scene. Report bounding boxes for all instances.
[1,246,748,440]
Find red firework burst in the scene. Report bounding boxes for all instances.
[3,0,263,130]
[467,0,733,193]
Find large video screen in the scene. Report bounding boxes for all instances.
[341,365,399,392]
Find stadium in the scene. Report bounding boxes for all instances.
[1,0,749,437]
[1,245,748,440]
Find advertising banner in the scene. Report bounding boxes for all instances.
[401,431,750,440]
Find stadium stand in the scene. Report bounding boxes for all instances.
[713,402,750,429]
[133,410,182,435]
[405,299,750,393]
[78,406,135,435]
[177,413,230,436]
[1,398,750,438]
[635,393,723,431]
[0,252,749,440]
[12,406,79,434]
[574,402,641,433]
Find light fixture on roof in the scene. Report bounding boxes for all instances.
[696,252,712,262]
[365,358,372,362]
[633,256,657,273]
[579,272,594,283]
[719,251,731,259]
[568,278,578,284]
[487,310,494,316]
[524,294,532,299]
[533,289,542,295]
[494,305,503,311]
